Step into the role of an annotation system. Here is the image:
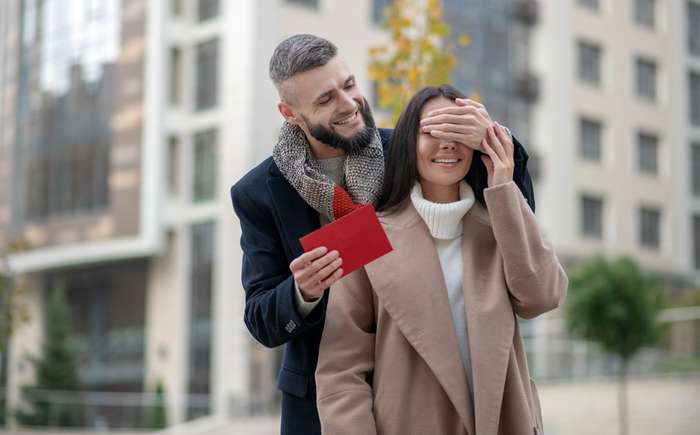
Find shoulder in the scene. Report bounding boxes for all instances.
[378,128,393,151]
[230,156,277,203]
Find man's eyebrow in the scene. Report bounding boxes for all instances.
[345,75,356,84]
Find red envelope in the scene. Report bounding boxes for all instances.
[299,204,393,277]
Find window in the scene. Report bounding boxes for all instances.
[286,0,319,8]
[169,47,182,106]
[639,206,661,249]
[638,132,659,175]
[692,143,700,197]
[195,38,219,111]
[634,0,655,29]
[168,136,180,196]
[580,118,602,161]
[578,41,602,86]
[694,215,700,269]
[373,0,392,23]
[193,129,218,202]
[172,0,184,17]
[635,57,657,101]
[689,1,700,57]
[197,0,219,22]
[691,72,700,126]
[187,221,215,420]
[18,0,119,221]
[581,195,604,239]
[578,0,600,10]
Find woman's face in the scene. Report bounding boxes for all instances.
[416,97,474,188]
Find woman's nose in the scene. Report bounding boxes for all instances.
[440,141,457,150]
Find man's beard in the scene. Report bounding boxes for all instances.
[304,98,377,154]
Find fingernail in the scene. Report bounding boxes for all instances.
[331,250,339,258]
[320,247,328,253]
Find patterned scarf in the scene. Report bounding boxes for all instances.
[273,122,385,221]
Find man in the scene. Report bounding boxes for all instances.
[231,34,535,435]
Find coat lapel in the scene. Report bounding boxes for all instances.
[462,206,516,435]
[365,203,476,435]
[266,163,320,259]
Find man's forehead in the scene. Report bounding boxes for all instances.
[287,57,354,100]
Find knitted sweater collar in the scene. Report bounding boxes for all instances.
[410,181,475,240]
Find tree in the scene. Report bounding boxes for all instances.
[368,0,474,125]
[1,239,32,427]
[144,380,167,430]
[15,287,84,427]
[565,255,665,435]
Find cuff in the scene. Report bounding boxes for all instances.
[483,180,525,217]
[294,281,322,318]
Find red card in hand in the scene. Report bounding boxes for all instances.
[299,204,393,277]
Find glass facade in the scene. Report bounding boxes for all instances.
[187,221,215,420]
[16,0,121,221]
[441,0,536,146]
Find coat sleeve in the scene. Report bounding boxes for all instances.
[483,181,568,319]
[231,183,325,348]
[316,268,378,435]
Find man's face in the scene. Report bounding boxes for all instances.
[279,56,376,153]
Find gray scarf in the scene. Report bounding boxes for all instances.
[272,122,385,221]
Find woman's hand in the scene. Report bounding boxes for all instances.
[480,122,515,188]
[420,98,493,151]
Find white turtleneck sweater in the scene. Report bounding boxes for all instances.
[410,181,476,401]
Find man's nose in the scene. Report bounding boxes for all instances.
[337,90,356,112]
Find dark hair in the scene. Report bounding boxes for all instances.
[269,34,338,92]
[375,84,488,213]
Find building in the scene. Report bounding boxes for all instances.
[0,0,695,432]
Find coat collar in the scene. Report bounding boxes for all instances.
[368,200,515,435]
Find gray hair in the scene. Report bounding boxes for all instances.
[269,34,338,97]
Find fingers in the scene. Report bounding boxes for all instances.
[481,131,502,165]
[480,153,494,173]
[455,98,485,110]
[290,246,328,272]
[494,122,513,158]
[299,265,344,299]
[428,130,478,149]
[486,124,507,162]
[293,250,340,283]
[420,113,474,128]
[422,122,471,135]
[425,104,480,118]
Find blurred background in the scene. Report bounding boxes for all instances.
[0,0,698,434]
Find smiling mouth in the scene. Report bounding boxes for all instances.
[333,110,359,126]
[431,158,461,164]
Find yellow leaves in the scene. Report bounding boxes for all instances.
[368,0,469,124]
[458,33,471,47]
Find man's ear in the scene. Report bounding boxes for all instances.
[278,102,300,126]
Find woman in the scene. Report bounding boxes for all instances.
[315,85,568,435]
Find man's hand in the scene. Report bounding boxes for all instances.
[290,247,344,301]
[420,98,493,151]
[480,122,515,187]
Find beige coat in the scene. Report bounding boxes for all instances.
[315,182,568,435]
